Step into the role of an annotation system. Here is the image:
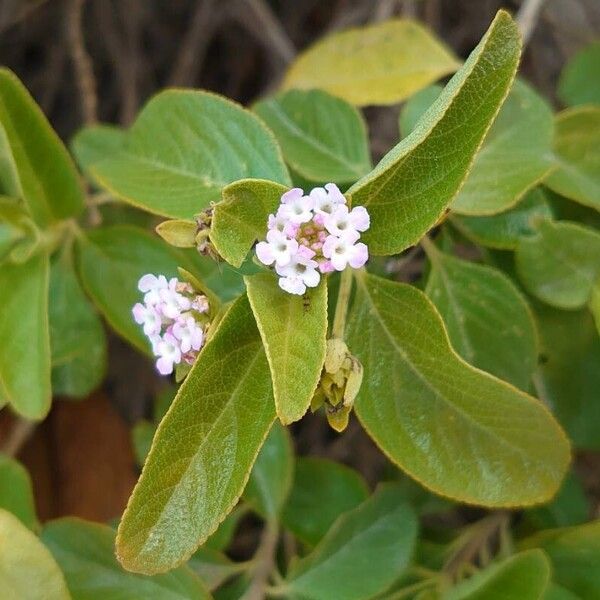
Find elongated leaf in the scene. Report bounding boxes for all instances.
[399,84,444,137]
[520,521,600,600]
[92,90,290,219]
[451,188,553,250]
[558,41,600,107]
[282,19,458,106]
[516,220,600,309]
[70,123,125,172]
[0,68,84,224]
[545,106,600,211]
[425,243,538,390]
[282,484,417,600]
[533,302,600,450]
[452,80,554,215]
[210,179,288,268]
[444,550,550,600]
[347,11,521,255]
[254,90,371,183]
[49,251,107,398]
[282,457,369,547]
[42,518,209,599]
[0,454,38,531]
[245,273,327,424]
[0,252,51,419]
[347,272,569,506]
[116,296,275,574]
[0,509,70,600]
[243,422,294,520]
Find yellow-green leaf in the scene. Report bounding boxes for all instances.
[70,123,125,173]
[558,41,600,107]
[282,19,459,106]
[347,10,521,255]
[246,272,327,424]
[0,455,38,531]
[347,272,570,506]
[116,295,275,574]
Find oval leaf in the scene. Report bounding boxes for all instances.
[42,518,210,599]
[92,90,290,219]
[0,455,38,531]
[282,19,458,106]
[254,89,371,183]
[399,83,444,137]
[282,484,417,600]
[347,272,570,506]
[347,10,521,255]
[116,295,276,574]
[246,272,327,424]
[424,242,538,390]
[70,123,125,173]
[558,41,600,107]
[0,508,69,600]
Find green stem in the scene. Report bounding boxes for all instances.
[419,234,439,259]
[331,268,353,339]
[385,578,438,600]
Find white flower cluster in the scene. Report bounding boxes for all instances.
[255,184,370,295]
[132,274,209,375]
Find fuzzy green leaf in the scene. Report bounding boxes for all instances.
[282,19,458,106]
[0,455,38,531]
[92,90,290,219]
[0,252,51,419]
[516,220,600,309]
[254,89,371,183]
[347,272,570,506]
[347,11,521,255]
[246,272,327,424]
[70,123,125,173]
[545,106,600,211]
[0,509,70,600]
[283,484,417,600]
[0,68,84,225]
[558,41,600,107]
[425,243,538,390]
[282,457,369,547]
[210,179,288,268]
[116,296,275,574]
[398,84,444,137]
[42,518,209,599]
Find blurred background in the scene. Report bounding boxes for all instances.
[0,0,598,529]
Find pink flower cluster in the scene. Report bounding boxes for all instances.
[132,274,209,375]
[255,184,370,295]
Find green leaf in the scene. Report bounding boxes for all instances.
[424,241,538,390]
[42,518,210,599]
[188,547,246,591]
[545,106,600,211]
[245,272,327,424]
[590,283,600,336]
[243,422,294,520]
[70,123,125,173]
[49,250,107,398]
[76,225,216,353]
[451,188,553,250]
[399,84,444,137]
[204,506,246,552]
[282,484,417,600]
[533,302,600,450]
[116,295,275,574]
[0,508,70,600]
[92,90,290,219]
[520,521,600,600]
[0,454,38,531]
[0,68,84,225]
[210,179,288,268]
[452,80,554,215]
[281,457,369,547]
[347,272,570,506]
[347,11,521,255]
[558,41,600,107]
[543,584,581,600]
[131,420,156,466]
[516,220,600,309]
[0,252,51,419]
[253,89,371,183]
[0,196,40,263]
[156,220,197,248]
[282,19,458,106]
[444,549,550,600]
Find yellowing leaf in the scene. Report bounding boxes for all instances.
[347,10,521,255]
[347,272,570,506]
[116,296,276,574]
[282,19,459,106]
[246,273,327,425]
